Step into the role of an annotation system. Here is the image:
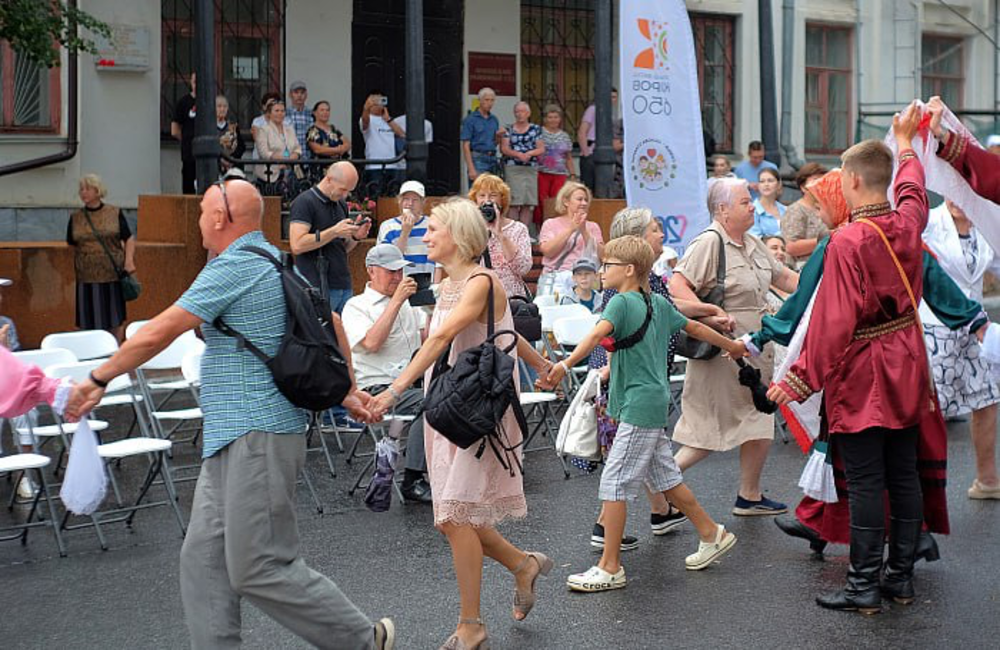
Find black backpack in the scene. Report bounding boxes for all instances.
[213,245,352,412]
[421,274,529,476]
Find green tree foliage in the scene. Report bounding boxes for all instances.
[0,0,112,68]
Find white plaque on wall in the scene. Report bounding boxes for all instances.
[94,24,151,72]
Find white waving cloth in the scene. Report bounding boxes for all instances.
[883,102,1000,254]
[59,416,107,515]
[772,277,825,448]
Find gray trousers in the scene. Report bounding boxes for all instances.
[179,431,373,650]
[366,386,426,474]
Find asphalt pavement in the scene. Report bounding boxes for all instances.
[1,412,999,649]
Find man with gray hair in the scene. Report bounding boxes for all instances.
[66,176,396,649]
[342,244,433,502]
[461,87,500,183]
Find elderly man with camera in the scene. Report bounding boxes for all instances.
[342,244,433,503]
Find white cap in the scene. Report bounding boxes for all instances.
[0,278,11,287]
[398,180,426,198]
[661,245,679,261]
[986,134,1000,148]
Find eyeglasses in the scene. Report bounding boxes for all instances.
[213,169,249,223]
[599,262,629,271]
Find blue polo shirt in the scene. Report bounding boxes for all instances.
[749,198,786,237]
[733,159,778,198]
[460,110,500,153]
[176,231,307,458]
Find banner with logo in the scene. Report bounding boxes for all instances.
[620,1,709,258]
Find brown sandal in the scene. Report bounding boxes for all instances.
[512,551,554,621]
[439,618,489,650]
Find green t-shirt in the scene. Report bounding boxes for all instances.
[602,291,688,428]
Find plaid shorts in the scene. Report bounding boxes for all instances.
[598,422,684,502]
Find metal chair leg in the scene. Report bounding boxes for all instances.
[298,467,323,514]
[36,467,66,557]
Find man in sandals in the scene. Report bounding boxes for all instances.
[769,103,946,614]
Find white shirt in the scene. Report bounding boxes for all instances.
[342,284,426,389]
[388,116,434,169]
[359,114,397,169]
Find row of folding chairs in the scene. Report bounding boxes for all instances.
[0,326,206,555]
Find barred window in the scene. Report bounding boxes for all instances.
[805,23,853,154]
[691,13,735,153]
[0,41,60,133]
[161,0,283,137]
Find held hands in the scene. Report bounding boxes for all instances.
[65,379,106,421]
[370,389,398,420]
[535,362,567,391]
[726,339,748,361]
[892,100,921,149]
[343,389,380,424]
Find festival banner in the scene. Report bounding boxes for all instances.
[620,1,710,257]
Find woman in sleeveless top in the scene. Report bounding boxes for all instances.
[66,174,135,341]
[371,198,553,650]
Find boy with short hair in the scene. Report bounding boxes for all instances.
[559,258,603,312]
[543,236,746,592]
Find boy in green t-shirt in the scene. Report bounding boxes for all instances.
[542,236,747,592]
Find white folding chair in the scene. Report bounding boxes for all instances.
[519,392,570,479]
[45,360,187,549]
[0,453,66,557]
[133,333,205,445]
[532,294,558,309]
[548,311,599,391]
[41,330,118,361]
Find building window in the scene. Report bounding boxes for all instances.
[161,0,283,138]
[0,41,60,133]
[520,0,595,140]
[922,34,963,109]
[691,13,735,153]
[805,23,852,154]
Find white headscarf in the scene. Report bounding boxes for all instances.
[922,202,998,303]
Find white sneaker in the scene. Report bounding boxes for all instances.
[16,476,38,502]
[566,565,627,592]
[685,524,737,570]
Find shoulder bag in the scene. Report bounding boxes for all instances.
[673,230,725,360]
[81,208,141,302]
[482,244,543,342]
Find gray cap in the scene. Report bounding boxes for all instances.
[289,80,307,92]
[572,258,598,274]
[365,244,413,271]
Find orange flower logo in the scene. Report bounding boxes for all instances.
[634,19,668,69]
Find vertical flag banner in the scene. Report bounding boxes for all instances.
[620,1,709,257]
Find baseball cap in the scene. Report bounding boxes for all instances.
[987,134,1000,148]
[572,259,598,274]
[0,278,11,287]
[289,80,307,92]
[365,244,413,271]
[398,180,426,198]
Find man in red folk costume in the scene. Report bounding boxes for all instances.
[768,103,945,614]
[929,95,1000,203]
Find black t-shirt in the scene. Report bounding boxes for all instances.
[173,93,197,161]
[289,187,352,291]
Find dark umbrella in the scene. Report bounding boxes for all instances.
[735,359,778,414]
[364,437,399,513]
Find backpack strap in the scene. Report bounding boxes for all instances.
[469,272,497,338]
[212,244,284,364]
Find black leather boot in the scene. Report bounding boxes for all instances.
[816,525,884,614]
[882,517,922,605]
[774,517,828,554]
[915,530,940,563]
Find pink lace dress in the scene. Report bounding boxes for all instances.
[423,272,527,527]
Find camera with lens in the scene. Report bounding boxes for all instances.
[480,201,498,223]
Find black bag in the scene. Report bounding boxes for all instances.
[481,246,543,342]
[422,274,529,476]
[81,208,142,302]
[214,245,352,412]
[674,230,726,360]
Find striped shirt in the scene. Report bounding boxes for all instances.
[377,215,435,276]
[176,231,307,458]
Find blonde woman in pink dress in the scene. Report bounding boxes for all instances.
[372,197,554,650]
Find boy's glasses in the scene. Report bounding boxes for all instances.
[599,262,629,271]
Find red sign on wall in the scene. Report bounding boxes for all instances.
[468,52,517,97]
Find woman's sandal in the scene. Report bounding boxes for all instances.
[513,551,554,621]
[439,618,490,650]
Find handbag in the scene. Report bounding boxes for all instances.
[421,274,530,475]
[81,208,142,302]
[556,369,602,460]
[674,230,725,359]
[481,245,543,342]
